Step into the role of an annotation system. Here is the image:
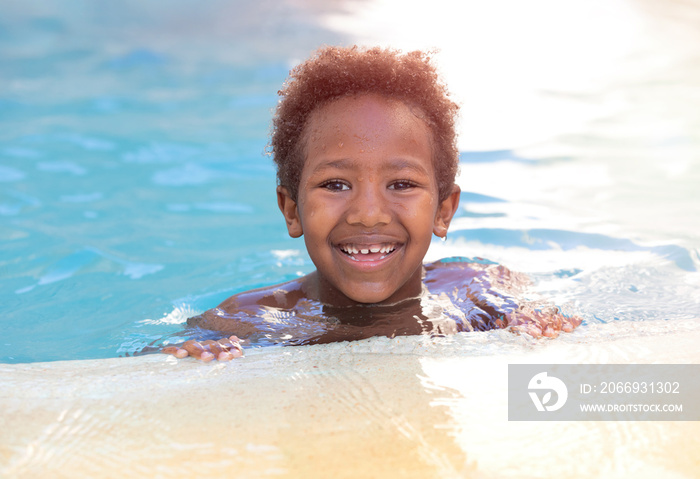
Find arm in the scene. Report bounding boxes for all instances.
[480,263,582,337]
[160,280,312,361]
[426,259,582,337]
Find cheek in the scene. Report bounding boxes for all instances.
[403,194,437,220]
[299,197,334,237]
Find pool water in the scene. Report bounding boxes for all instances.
[2,0,699,363]
[2,1,700,478]
[1,0,333,362]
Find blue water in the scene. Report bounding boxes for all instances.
[2,0,699,363]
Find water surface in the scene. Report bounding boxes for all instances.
[1,0,698,364]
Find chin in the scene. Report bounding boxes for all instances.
[342,286,401,305]
[349,294,391,305]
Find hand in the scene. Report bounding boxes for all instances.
[507,306,582,338]
[161,335,244,362]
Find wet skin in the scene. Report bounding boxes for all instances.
[164,259,582,360]
[162,94,581,361]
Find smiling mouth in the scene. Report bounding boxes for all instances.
[338,243,398,262]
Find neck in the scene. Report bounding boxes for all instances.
[303,267,425,310]
[320,294,425,326]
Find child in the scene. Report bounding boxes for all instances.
[162,46,581,362]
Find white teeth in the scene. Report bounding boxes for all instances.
[340,243,397,256]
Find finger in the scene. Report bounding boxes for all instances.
[229,335,241,343]
[217,337,237,350]
[519,323,542,338]
[217,351,234,361]
[508,311,530,327]
[542,325,559,338]
[528,326,543,338]
[563,315,583,332]
[161,345,190,359]
[219,337,244,354]
[182,340,210,361]
[509,324,532,337]
[202,340,224,357]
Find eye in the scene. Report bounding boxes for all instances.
[388,180,417,191]
[320,179,350,191]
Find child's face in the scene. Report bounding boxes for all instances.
[278,94,459,306]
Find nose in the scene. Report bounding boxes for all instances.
[346,183,392,227]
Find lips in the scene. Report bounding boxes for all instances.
[338,242,398,262]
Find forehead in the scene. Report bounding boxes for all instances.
[306,93,431,141]
[303,94,434,169]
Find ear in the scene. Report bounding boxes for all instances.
[277,186,303,238]
[433,184,461,238]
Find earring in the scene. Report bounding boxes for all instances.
[441,234,447,243]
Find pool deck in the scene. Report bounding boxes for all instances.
[2,319,700,478]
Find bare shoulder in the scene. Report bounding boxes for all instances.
[217,275,310,312]
[186,275,313,335]
[423,257,583,335]
[424,257,531,295]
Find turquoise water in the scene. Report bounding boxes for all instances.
[2,0,699,363]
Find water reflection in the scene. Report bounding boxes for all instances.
[320,0,700,247]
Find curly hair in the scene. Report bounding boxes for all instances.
[270,45,460,202]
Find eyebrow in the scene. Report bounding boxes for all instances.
[309,158,430,176]
[309,159,356,175]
